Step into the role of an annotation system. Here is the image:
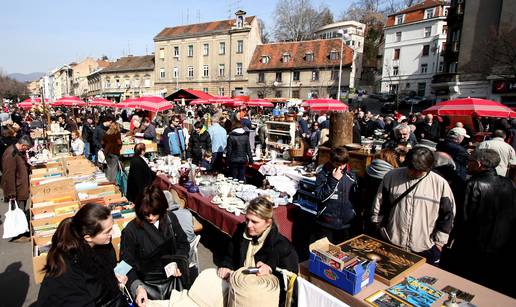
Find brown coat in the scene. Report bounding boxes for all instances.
[102,133,122,156]
[1,145,30,200]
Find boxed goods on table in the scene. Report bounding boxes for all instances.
[309,238,376,295]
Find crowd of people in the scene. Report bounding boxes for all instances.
[0,101,515,305]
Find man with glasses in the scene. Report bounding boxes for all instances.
[162,115,188,158]
[1,135,34,242]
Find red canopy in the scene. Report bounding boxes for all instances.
[301,98,348,112]
[52,96,86,107]
[209,96,234,104]
[422,98,516,118]
[135,96,173,112]
[116,98,140,109]
[190,99,211,105]
[89,98,115,107]
[246,99,274,108]
[21,98,49,103]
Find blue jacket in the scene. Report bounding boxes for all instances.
[208,123,227,153]
[165,126,186,156]
[314,163,358,230]
[436,139,469,180]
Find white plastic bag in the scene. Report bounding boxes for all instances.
[3,200,29,239]
[97,149,107,164]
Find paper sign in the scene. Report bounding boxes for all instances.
[114,260,132,276]
[164,262,177,278]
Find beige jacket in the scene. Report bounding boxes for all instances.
[478,137,516,176]
[371,168,456,253]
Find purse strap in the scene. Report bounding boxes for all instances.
[381,171,430,227]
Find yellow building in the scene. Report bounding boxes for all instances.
[72,57,110,98]
[153,10,262,98]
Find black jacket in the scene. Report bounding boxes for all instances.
[226,128,253,164]
[436,139,469,180]
[93,124,107,153]
[446,169,516,297]
[82,124,94,143]
[216,222,298,274]
[126,156,155,203]
[416,121,440,141]
[314,163,358,230]
[120,212,190,291]
[37,244,122,307]
[187,130,211,165]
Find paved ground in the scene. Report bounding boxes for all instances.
[0,193,216,307]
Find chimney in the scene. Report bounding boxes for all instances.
[235,10,246,29]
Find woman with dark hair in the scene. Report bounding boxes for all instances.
[308,122,321,149]
[126,143,156,203]
[37,203,127,306]
[120,185,190,305]
[226,118,253,181]
[187,121,211,165]
[102,122,122,183]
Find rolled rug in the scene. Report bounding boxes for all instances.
[227,267,280,307]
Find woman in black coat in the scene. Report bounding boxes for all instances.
[37,204,127,307]
[120,186,190,305]
[126,143,155,203]
[187,121,211,165]
[216,197,298,305]
[226,118,253,181]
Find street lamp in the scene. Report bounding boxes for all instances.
[337,30,351,101]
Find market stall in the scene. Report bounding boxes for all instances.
[29,156,132,283]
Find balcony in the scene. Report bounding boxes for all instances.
[432,73,459,84]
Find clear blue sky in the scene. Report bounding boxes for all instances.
[0,0,352,74]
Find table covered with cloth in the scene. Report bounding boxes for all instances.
[169,182,296,240]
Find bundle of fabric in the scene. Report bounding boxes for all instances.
[227,267,280,307]
[148,268,229,307]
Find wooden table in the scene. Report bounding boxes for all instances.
[299,261,516,307]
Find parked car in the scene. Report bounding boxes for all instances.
[381,101,397,114]
[404,96,425,106]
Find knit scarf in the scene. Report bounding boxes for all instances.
[243,225,272,268]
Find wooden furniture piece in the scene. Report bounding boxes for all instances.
[265,121,297,148]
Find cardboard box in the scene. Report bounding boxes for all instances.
[309,238,376,295]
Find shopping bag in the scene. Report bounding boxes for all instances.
[116,162,128,196]
[97,149,107,164]
[3,200,29,239]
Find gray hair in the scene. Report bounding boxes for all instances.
[434,151,456,170]
[17,135,34,147]
[471,149,500,169]
[393,123,410,136]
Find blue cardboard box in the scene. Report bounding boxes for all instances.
[309,238,376,295]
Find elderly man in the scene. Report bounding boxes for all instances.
[371,147,456,264]
[2,135,34,242]
[416,114,440,142]
[478,130,516,176]
[436,127,470,180]
[445,149,516,297]
[382,123,417,150]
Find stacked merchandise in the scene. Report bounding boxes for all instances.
[29,156,135,283]
[309,238,376,295]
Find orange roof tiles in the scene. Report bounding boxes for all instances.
[154,16,255,41]
[386,0,446,27]
[247,39,353,71]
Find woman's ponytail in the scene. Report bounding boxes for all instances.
[44,217,82,277]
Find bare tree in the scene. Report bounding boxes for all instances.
[255,81,275,98]
[482,24,516,77]
[258,19,271,44]
[0,71,30,102]
[273,0,333,41]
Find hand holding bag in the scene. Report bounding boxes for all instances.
[3,200,29,239]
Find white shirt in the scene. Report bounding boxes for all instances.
[71,138,85,156]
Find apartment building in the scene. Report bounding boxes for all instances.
[381,0,449,97]
[153,10,262,98]
[86,55,155,101]
[71,57,110,98]
[315,20,366,88]
[247,39,353,99]
[432,0,516,105]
